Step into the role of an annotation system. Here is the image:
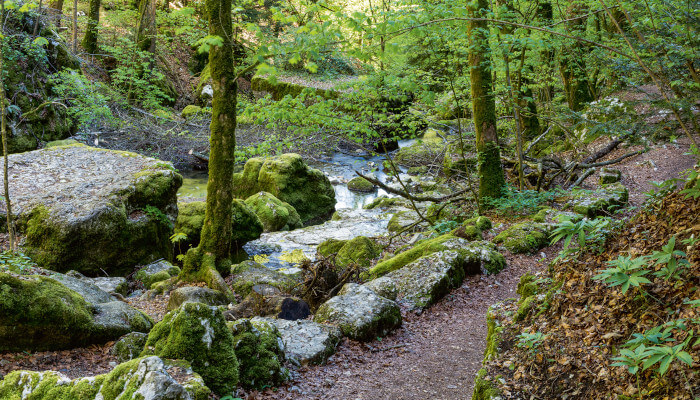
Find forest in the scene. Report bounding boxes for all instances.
[0,0,697,398]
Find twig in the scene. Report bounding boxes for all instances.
[370,344,407,353]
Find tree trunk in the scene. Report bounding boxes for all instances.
[81,0,101,54]
[468,0,505,200]
[72,0,77,52]
[0,3,15,251]
[559,2,593,111]
[136,0,156,53]
[181,0,237,287]
[536,0,555,104]
[49,0,64,27]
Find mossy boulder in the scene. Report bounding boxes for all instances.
[244,191,303,232]
[181,105,209,120]
[599,167,622,184]
[317,238,348,257]
[347,176,375,193]
[229,260,301,297]
[335,236,381,268]
[568,183,628,217]
[394,140,445,167]
[134,260,181,289]
[363,276,398,301]
[228,318,288,389]
[369,234,506,278]
[0,356,211,400]
[442,143,477,178]
[141,302,239,395]
[314,283,402,341]
[251,75,338,101]
[167,286,229,311]
[233,154,336,224]
[111,332,148,363]
[493,222,550,254]
[472,368,501,400]
[65,270,128,296]
[363,195,411,210]
[455,224,483,241]
[387,210,429,233]
[174,200,263,251]
[0,271,153,352]
[464,216,492,231]
[531,208,583,225]
[3,145,182,275]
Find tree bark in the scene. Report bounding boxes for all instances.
[0,3,15,251]
[49,0,64,27]
[181,0,237,286]
[81,0,101,54]
[136,0,156,53]
[559,2,593,111]
[468,0,505,200]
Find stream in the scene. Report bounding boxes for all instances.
[177,140,416,270]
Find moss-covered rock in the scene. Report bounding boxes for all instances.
[0,356,211,400]
[335,236,381,268]
[314,283,402,342]
[369,234,506,277]
[464,216,492,231]
[599,167,621,184]
[228,318,288,389]
[244,192,303,232]
[134,260,181,289]
[0,271,153,352]
[455,224,483,240]
[181,105,209,120]
[531,208,582,224]
[568,183,628,217]
[363,276,398,301]
[111,332,148,363]
[174,200,263,251]
[442,143,477,178]
[363,195,410,210]
[493,222,550,254]
[233,154,336,224]
[317,238,348,257]
[394,141,445,167]
[44,139,80,148]
[471,368,501,400]
[5,145,182,275]
[229,260,301,298]
[347,176,375,192]
[167,286,229,311]
[251,75,338,101]
[141,302,239,395]
[387,210,429,233]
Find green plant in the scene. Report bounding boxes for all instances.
[0,251,34,274]
[643,178,682,201]
[145,205,173,229]
[49,70,116,135]
[516,331,547,355]
[550,217,611,259]
[642,342,693,376]
[483,186,556,218]
[649,236,689,281]
[593,255,651,294]
[612,343,652,375]
[432,220,459,234]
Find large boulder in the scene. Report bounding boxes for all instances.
[174,200,263,251]
[0,271,153,352]
[569,182,628,217]
[1,144,181,275]
[64,271,128,296]
[233,154,336,224]
[141,302,239,395]
[334,236,381,268]
[228,318,288,389]
[134,260,181,289]
[111,332,149,363]
[314,283,401,341]
[0,356,211,400]
[244,192,303,232]
[493,222,550,254]
[229,260,302,297]
[376,250,467,310]
[256,317,342,365]
[167,286,229,311]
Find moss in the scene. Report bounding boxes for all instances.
[251,76,337,101]
[387,210,421,233]
[514,295,535,322]
[141,302,239,395]
[335,236,381,268]
[516,273,538,298]
[0,370,102,400]
[442,143,478,178]
[347,177,375,192]
[363,196,409,210]
[493,222,549,254]
[175,201,208,250]
[394,141,444,167]
[111,332,148,363]
[483,308,503,362]
[44,139,80,148]
[0,272,95,351]
[228,319,288,389]
[569,183,629,217]
[464,216,492,231]
[317,238,348,257]
[456,224,483,240]
[477,142,506,202]
[229,260,300,296]
[244,191,302,232]
[471,368,501,400]
[182,105,208,119]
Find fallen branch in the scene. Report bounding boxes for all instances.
[356,171,470,203]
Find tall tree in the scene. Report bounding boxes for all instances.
[136,0,156,53]
[82,0,101,53]
[180,0,237,290]
[48,0,64,27]
[468,0,505,200]
[559,1,593,111]
[0,1,14,251]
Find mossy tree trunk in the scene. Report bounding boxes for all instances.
[136,0,156,53]
[559,2,593,112]
[536,1,554,105]
[81,0,101,54]
[49,0,64,27]
[181,0,236,291]
[468,0,505,201]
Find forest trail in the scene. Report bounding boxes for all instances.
[259,139,697,400]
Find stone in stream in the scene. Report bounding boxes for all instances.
[167,286,230,311]
[244,191,303,232]
[232,153,336,224]
[0,356,211,400]
[370,250,467,310]
[174,199,263,251]
[254,317,343,366]
[0,270,153,352]
[346,176,375,192]
[0,144,182,275]
[314,283,402,342]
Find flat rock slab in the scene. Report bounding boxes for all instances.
[255,317,342,366]
[314,283,402,342]
[569,183,628,217]
[0,144,182,275]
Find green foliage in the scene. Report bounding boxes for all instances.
[49,70,116,135]
[550,217,612,259]
[516,331,546,355]
[483,186,555,218]
[144,205,173,229]
[643,178,682,201]
[432,219,459,234]
[0,251,34,274]
[592,255,651,294]
[649,236,689,281]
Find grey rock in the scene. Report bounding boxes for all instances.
[167,286,229,311]
[255,317,342,365]
[570,183,629,217]
[111,332,149,362]
[135,260,181,289]
[363,276,398,301]
[314,283,402,342]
